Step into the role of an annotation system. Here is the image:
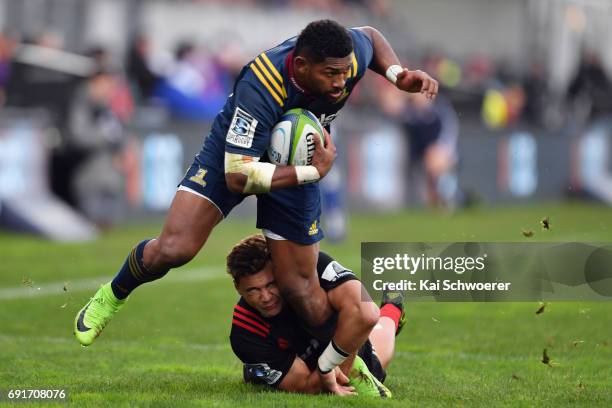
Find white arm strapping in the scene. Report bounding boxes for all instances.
[225,152,275,194]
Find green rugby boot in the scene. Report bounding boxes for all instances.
[74,283,125,346]
[381,289,406,336]
[348,356,392,398]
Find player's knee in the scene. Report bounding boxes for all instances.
[156,236,198,268]
[361,302,380,331]
[345,301,379,332]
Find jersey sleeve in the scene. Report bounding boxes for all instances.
[316,251,359,292]
[230,327,295,388]
[224,72,285,158]
[348,28,374,79]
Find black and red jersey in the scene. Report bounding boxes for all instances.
[229,252,357,387]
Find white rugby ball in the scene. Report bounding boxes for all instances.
[267,108,325,166]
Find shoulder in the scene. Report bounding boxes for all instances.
[231,301,271,339]
[347,27,374,77]
[240,40,293,110]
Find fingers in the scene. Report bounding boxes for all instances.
[312,131,323,150]
[323,128,334,149]
[334,385,357,396]
[417,70,438,100]
[336,370,350,385]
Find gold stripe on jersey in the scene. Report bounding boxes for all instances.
[250,63,284,107]
[255,56,287,99]
[350,53,358,78]
[260,53,287,97]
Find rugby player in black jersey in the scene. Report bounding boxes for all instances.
[227,235,405,397]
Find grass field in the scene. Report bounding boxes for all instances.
[1,202,611,407]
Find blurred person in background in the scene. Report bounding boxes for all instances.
[154,40,228,120]
[126,34,163,102]
[0,32,17,106]
[67,70,128,228]
[380,82,459,209]
[567,50,612,125]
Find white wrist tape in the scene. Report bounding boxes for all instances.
[317,340,349,374]
[385,64,404,85]
[295,165,320,185]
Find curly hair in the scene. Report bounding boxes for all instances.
[295,19,353,63]
[226,234,270,283]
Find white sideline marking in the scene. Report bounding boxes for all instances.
[0,266,224,301]
[0,334,229,352]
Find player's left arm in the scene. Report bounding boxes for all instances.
[356,26,439,99]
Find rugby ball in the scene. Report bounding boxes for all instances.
[267,108,325,166]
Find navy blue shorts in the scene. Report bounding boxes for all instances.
[256,183,324,245]
[180,148,324,245]
[179,152,247,218]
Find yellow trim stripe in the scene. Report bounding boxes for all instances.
[250,63,284,107]
[128,248,144,280]
[260,53,284,87]
[351,54,358,78]
[255,57,286,98]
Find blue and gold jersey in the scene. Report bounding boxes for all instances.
[200,28,374,162]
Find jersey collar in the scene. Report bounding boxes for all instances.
[286,50,310,96]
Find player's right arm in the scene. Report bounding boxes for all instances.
[278,357,354,395]
[223,81,335,194]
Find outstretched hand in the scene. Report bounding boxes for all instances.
[396,68,439,100]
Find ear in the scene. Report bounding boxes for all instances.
[293,55,309,74]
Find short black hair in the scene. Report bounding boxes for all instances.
[295,19,353,63]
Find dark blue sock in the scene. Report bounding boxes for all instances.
[110,239,168,299]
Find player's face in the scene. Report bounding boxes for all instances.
[297,53,354,101]
[236,262,284,318]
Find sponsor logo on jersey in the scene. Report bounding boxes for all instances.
[319,113,339,127]
[189,168,208,187]
[227,107,258,148]
[244,363,283,385]
[277,337,290,350]
[321,261,354,282]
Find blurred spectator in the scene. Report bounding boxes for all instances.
[67,70,128,227]
[154,41,228,120]
[126,34,163,102]
[378,84,460,209]
[567,51,612,123]
[522,61,548,126]
[0,32,18,106]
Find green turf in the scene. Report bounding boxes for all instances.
[0,202,611,407]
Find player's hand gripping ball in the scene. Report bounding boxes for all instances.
[268,108,326,166]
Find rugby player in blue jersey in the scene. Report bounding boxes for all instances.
[74,19,436,393]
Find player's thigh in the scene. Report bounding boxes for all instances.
[151,154,245,265]
[158,190,222,253]
[266,238,320,289]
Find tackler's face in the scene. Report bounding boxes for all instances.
[297,52,354,101]
[235,262,284,318]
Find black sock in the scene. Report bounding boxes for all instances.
[110,239,168,299]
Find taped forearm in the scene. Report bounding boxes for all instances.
[225,152,321,193]
[225,152,275,194]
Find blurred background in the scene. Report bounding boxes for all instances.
[1,0,612,241]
